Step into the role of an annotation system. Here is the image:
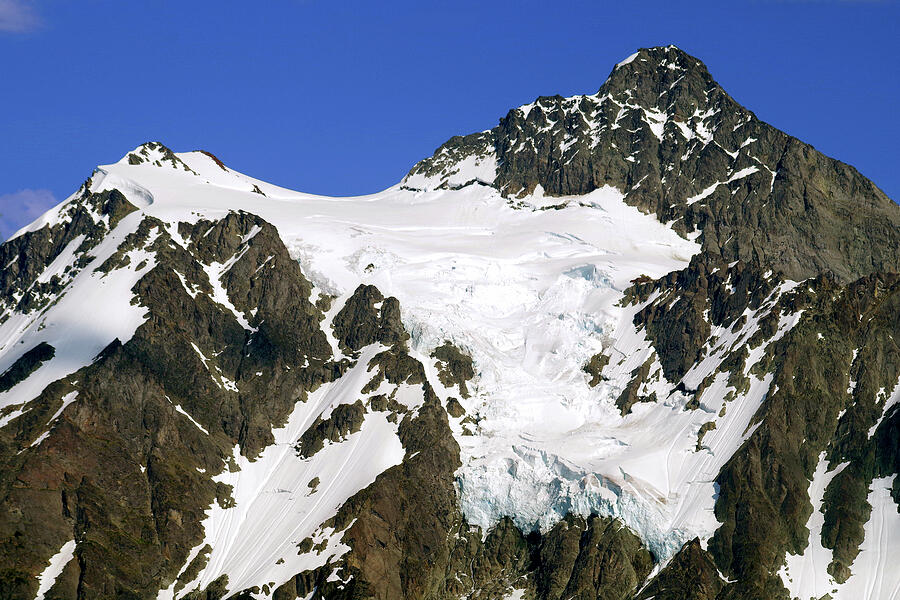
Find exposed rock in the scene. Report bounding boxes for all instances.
[636,538,724,600]
[583,352,609,387]
[431,342,475,398]
[0,186,138,317]
[297,401,367,458]
[535,514,653,600]
[445,397,465,419]
[0,211,342,598]
[332,285,408,353]
[0,342,54,394]
[615,356,657,415]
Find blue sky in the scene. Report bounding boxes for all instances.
[1,0,898,239]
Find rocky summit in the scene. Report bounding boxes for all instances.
[1,47,898,600]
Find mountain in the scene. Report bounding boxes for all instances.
[1,46,899,600]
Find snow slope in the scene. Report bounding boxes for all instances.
[84,147,708,561]
[163,344,409,598]
[837,476,900,600]
[0,208,157,430]
[779,453,849,599]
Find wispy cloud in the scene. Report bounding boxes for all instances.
[0,188,57,240]
[0,0,41,33]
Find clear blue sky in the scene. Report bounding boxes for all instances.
[1,0,898,238]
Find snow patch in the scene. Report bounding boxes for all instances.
[868,375,900,438]
[686,166,760,205]
[616,51,640,68]
[34,540,76,600]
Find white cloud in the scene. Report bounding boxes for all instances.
[0,188,57,240]
[0,0,40,33]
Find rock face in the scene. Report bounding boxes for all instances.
[614,256,900,598]
[2,46,900,600]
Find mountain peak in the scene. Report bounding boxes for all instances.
[599,45,719,117]
[615,45,703,67]
[609,45,712,84]
[118,141,198,174]
[404,45,900,283]
[403,45,728,198]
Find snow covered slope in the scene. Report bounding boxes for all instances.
[0,141,701,592]
[98,145,710,556]
[159,343,410,598]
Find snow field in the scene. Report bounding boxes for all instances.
[781,472,900,600]
[779,453,849,599]
[81,152,706,566]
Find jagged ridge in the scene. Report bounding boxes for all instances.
[405,45,900,283]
